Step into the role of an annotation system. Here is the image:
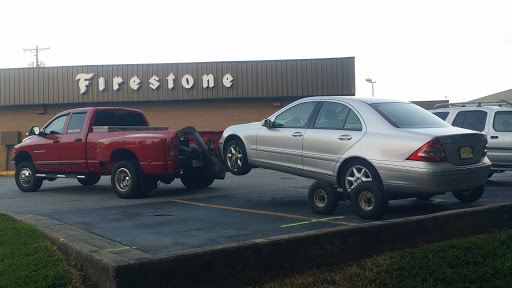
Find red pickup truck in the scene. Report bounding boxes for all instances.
[12,107,226,198]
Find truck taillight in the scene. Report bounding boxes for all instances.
[407,139,447,162]
[168,137,180,156]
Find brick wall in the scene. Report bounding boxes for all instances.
[0,98,298,172]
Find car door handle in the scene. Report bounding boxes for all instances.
[338,135,352,141]
[53,140,60,144]
[490,136,499,139]
[75,138,82,142]
[291,132,303,137]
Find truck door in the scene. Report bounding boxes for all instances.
[60,111,89,173]
[32,114,69,172]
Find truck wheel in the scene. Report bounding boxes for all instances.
[111,161,142,199]
[308,181,339,215]
[180,168,215,189]
[224,140,252,176]
[77,173,101,186]
[15,161,43,192]
[453,185,484,202]
[351,181,387,220]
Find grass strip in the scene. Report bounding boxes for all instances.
[0,213,76,288]
[254,229,512,288]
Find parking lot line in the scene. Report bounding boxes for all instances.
[173,200,355,225]
[281,216,347,227]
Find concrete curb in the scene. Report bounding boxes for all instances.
[9,203,512,288]
[0,171,14,175]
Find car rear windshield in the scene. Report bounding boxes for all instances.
[371,102,451,128]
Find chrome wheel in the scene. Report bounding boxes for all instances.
[359,191,375,211]
[313,189,327,208]
[226,145,243,171]
[115,168,131,192]
[345,165,372,190]
[19,168,34,187]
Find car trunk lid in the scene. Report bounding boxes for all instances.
[437,133,488,166]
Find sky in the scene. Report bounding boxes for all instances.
[1,0,511,103]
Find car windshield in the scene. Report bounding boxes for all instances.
[371,102,451,128]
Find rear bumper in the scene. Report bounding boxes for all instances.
[375,159,491,194]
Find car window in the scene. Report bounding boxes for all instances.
[273,102,317,128]
[432,111,449,120]
[452,110,487,132]
[493,111,512,132]
[93,110,148,126]
[371,102,450,128]
[313,102,362,131]
[66,112,87,134]
[43,114,68,135]
[344,110,362,130]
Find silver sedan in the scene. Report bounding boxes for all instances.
[220,96,491,219]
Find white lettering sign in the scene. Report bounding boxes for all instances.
[76,73,94,94]
[99,77,106,91]
[202,74,214,88]
[130,76,141,90]
[182,74,194,89]
[149,76,160,90]
[113,77,124,91]
[167,73,175,90]
[223,73,234,88]
[76,72,233,94]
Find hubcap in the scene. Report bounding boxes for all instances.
[345,165,372,190]
[19,168,33,187]
[226,145,243,171]
[359,191,375,211]
[115,168,131,192]
[314,189,327,208]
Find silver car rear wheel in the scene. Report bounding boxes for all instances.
[344,165,373,191]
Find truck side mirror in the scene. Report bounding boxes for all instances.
[261,119,272,128]
[28,126,40,136]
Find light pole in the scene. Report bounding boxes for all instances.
[365,78,376,97]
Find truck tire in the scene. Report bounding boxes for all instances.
[111,161,142,199]
[180,168,215,189]
[224,140,252,176]
[453,185,484,202]
[351,181,387,220]
[308,181,339,215]
[15,161,43,192]
[77,173,101,186]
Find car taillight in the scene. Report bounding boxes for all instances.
[407,138,447,162]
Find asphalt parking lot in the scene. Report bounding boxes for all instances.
[1,169,512,256]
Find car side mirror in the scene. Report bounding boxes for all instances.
[28,126,40,136]
[261,119,272,128]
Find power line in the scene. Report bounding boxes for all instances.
[23,45,49,67]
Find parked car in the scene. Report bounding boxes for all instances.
[220,96,491,219]
[430,100,512,178]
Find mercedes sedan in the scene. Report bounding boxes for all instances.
[219,96,491,219]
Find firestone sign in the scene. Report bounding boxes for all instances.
[76,72,234,95]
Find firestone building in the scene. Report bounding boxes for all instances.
[0,57,357,172]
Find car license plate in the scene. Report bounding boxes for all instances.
[459,146,473,160]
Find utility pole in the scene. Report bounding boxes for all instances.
[23,45,49,67]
